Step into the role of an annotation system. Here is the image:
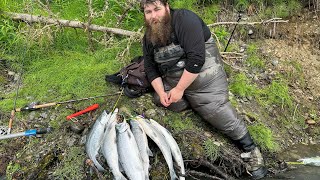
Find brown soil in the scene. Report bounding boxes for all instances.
[260,11,320,101]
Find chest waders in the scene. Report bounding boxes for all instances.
[153,37,250,142]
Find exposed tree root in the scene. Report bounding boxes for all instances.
[188,170,224,180]
[187,159,236,180]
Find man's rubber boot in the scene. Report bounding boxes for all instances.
[241,147,268,179]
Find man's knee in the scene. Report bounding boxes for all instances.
[201,101,247,140]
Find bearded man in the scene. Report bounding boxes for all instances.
[141,0,267,179]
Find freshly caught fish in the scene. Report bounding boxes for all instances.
[150,119,185,180]
[116,120,145,180]
[129,119,153,179]
[102,110,126,180]
[135,115,178,180]
[85,110,112,171]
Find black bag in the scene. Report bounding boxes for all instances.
[105,56,152,98]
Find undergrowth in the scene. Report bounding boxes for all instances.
[248,123,279,152]
[52,147,86,179]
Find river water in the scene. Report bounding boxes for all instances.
[265,143,320,180]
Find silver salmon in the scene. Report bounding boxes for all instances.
[116,120,145,180]
[150,119,185,180]
[102,109,127,180]
[135,115,178,180]
[129,119,153,179]
[85,110,112,171]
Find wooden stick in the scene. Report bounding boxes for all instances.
[208,18,288,27]
[5,12,141,37]
[188,170,224,180]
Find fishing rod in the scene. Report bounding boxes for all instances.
[0,127,52,140]
[8,72,22,134]
[15,92,122,112]
[223,11,243,52]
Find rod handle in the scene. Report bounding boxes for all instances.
[36,127,53,134]
[8,110,15,134]
[66,104,99,120]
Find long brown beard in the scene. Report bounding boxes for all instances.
[145,9,172,47]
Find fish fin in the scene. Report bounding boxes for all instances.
[147,148,153,157]
[170,171,179,180]
[118,161,124,172]
[92,158,106,172]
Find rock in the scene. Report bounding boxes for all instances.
[29,111,36,121]
[293,124,301,131]
[66,135,77,147]
[239,46,245,53]
[248,29,254,36]
[204,131,212,138]
[145,109,157,118]
[14,74,20,81]
[70,123,84,134]
[306,119,316,125]
[40,112,48,119]
[79,135,87,145]
[8,71,15,76]
[271,59,279,66]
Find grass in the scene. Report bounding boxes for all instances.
[6,162,21,180]
[248,123,279,152]
[52,147,86,179]
[203,139,220,161]
[262,80,293,108]
[229,73,259,98]
[162,112,199,132]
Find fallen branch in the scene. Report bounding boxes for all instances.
[188,159,236,180]
[5,12,141,37]
[188,170,224,180]
[208,18,288,27]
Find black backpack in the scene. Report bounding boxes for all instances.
[105,56,153,98]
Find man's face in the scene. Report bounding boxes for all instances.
[143,1,170,26]
[143,1,171,46]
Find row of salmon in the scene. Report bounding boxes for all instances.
[85,108,185,180]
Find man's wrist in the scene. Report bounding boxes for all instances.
[175,85,186,91]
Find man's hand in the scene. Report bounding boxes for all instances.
[167,69,199,104]
[168,87,184,103]
[151,77,171,107]
[159,91,170,107]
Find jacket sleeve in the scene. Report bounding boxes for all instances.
[174,10,206,73]
[142,36,161,82]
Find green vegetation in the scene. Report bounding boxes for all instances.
[248,123,279,152]
[53,147,86,179]
[6,162,21,180]
[203,139,220,161]
[229,73,259,98]
[245,43,265,69]
[163,112,199,132]
[262,80,293,108]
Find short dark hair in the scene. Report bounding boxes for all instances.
[140,0,169,11]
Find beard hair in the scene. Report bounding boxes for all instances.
[145,9,172,47]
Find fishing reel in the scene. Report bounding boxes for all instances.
[0,126,8,135]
